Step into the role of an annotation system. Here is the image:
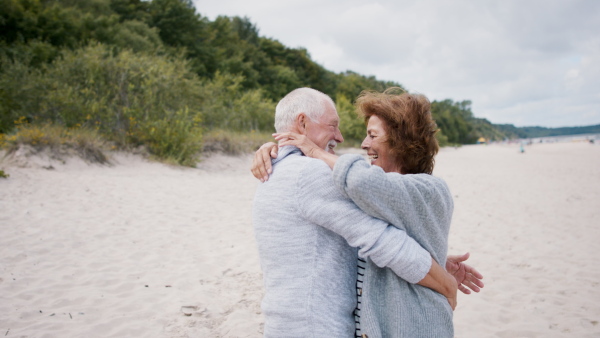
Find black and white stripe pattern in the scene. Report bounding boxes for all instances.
[354,257,367,337]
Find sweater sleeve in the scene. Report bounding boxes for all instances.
[332,154,453,234]
[296,159,431,284]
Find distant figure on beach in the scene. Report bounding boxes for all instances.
[520,142,525,153]
[251,88,483,337]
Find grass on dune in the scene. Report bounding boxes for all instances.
[202,129,274,156]
[1,121,110,164]
[1,122,275,166]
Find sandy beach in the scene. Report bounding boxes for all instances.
[1,141,599,337]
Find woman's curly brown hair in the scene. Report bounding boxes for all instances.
[355,88,439,174]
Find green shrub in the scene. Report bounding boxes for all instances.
[134,108,203,166]
[435,130,450,147]
[0,51,42,134]
[0,169,8,178]
[336,94,366,147]
[1,41,282,164]
[37,44,203,138]
[1,43,208,164]
[199,72,275,132]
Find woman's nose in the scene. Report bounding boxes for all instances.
[361,136,370,150]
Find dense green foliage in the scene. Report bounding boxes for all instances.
[2,0,588,165]
[429,99,518,145]
[1,0,407,163]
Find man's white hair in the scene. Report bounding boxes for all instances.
[274,88,336,132]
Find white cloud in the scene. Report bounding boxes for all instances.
[193,0,600,127]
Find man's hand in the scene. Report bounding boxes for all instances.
[446,252,484,294]
[251,142,278,182]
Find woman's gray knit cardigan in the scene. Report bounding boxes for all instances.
[334,154,454,338]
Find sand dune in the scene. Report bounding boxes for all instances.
[1,141,599,337]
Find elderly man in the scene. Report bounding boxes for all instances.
[252,88,479,337]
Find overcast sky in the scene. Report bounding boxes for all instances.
[192,0,600,128]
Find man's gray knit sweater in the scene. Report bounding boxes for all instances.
[333,154,454,338]
[252,147,432,337]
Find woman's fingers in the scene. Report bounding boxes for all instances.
[466,275,484,291]
[458,285,471,295]
[273,132,291,140]
[466,265,484,280]
[460,273,483,293]
[274,132,302,147]
[448,252,470,264]
[273,132,303,141]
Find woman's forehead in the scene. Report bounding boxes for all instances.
[367,115,386,130]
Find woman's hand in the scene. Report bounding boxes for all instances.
[251,142,278,182]
[273,132,323,158]
[446,252,484,294]
[418,258,458,310]
[446,275,458,311]
[273,132,339,169]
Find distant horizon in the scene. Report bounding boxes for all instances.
[520,132,600,141]
[493,122,600,129]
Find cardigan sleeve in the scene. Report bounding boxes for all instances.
[296,158,431,284]
[332,154,453,234]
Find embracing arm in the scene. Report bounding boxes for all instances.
[421,259,458,307]
[274,132,339,168]
[250,133,336,182]
[273,135,451,229]
[297,160,457,308]
[333,154,484,294]
[332,154,452,229]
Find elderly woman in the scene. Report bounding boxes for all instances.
[271,89,461,337]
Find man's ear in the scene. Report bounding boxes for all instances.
[296,113,308,134]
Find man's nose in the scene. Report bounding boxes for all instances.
[335,128,344,143]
